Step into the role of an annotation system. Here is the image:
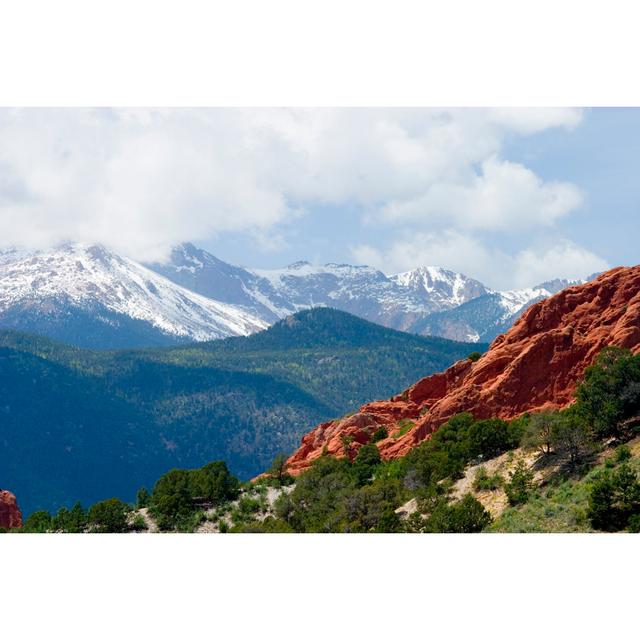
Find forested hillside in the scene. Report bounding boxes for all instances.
[0,308,482,515]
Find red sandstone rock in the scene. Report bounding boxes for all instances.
[286,265,640,474]
[0,490,23,529]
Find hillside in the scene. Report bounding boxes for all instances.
[15,342,640,534]
[285,266,640,474]
[0,308,480,515]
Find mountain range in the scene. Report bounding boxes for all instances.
[0,242,588,348]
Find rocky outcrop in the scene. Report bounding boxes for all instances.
[0,490,23,529]
[286,265,640,474]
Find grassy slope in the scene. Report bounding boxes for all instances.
[456,439,640,533]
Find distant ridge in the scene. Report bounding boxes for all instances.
[0,241,594,347]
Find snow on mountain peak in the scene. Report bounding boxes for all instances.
[390,265,489,309]
[0,244,268,341]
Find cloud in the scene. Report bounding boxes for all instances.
[379,156,583,231]
[0,107,585,262]
[487,107,583,135]
[512,243,609,286]
[351,231,609,290]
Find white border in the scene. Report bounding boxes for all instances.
[3,533,639,639]
[1,0,639,106]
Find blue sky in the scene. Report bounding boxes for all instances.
[0,108,636,289]
[201,108,638,287]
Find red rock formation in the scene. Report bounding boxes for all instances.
[286,265,640,474]
[0,490,23,529]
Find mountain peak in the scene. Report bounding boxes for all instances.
[286,260,312,270]
[391,265,489,310]
[0,244,267,347]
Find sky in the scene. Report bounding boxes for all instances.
[0,107,637,289]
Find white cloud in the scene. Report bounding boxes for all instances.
[0,107,586,261]
[487,107,583,135]
[380,156,583,231]
[351,232,608,290]
[512,243,609,286]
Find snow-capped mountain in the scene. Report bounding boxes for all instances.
[0,244,268,348]
[150,244,493,334]
[0,241,591,348]
[148,243,591,344]
[415,279,586,343]
[390,266,489,310]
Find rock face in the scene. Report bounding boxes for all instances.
[286,266,640,474]
[0,490,23,529]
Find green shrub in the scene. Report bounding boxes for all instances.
[505,460,534,506]
[551,408,593,464]
[371,426,388,443]
[522,411,560,454]
[23,510,53,533]
[575,347,640,439]
[266,453,294,487]
[425,494,492,533]
[587,464,640,531]
[628,514,640,533]
[231,517,295,533]
[615,445,632,463]
[136,486,150,509]
[149,461,240,530]
[88,498,131,533]
[52,502,87,533]
[468,418,514,459]
[473,466,502,491]
[131,513,148,531]
[353,443,382,485]
[467,352,482,362]
[393,419,415,439]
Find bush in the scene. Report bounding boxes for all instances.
[468,418,514,459]
[136,487,150,509]
[467,352,482,362]
[587,464,640,531]
[628,514,640,533]
[615,445,632,463]
[425,494,492,533]
[23,510,53,533]
[266,453,294,487]
[52,502,87,533]
[231,518,295,533]
[353,443,382,485]
[371,426,388,443]
[551,408,593,464]
[150,461,240,530]
[575,347,640,439]
[191,461,240,504]
[473,466,502,491]
[505,460,534,506]
[522,411,560,454]
[131,513,148,531]
[88,498,131,533]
